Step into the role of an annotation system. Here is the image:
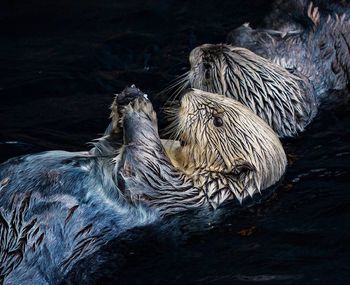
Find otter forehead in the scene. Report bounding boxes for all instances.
[181,89,227,113]
[182,88,235,108]
[181,88,267,127]
[190,43,285,71]
[189,44,232,64]
[190,43,253,61]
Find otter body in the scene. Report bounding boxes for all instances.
[187,0,350,137]
[0,87,286,284]
[0,151,158,285]
[228,1,350,94]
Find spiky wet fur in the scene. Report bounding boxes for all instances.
[0,90,286,283]
[227,0,350,94]
[0,97,163,284]
[165,89,287,208]
[184,1,349,138]
[188,45,317,138]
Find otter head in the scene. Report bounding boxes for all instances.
[188,43,317,138]
[166,88,287,208]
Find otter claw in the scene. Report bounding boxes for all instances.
[110,85,151,133]
[127,97,156,122]
[116,85,146,108]
[122,97,158,145]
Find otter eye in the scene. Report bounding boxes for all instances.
[203,63,211,80]
[203,62,211,69]
[213,115,223,127]
[205,69,210,80]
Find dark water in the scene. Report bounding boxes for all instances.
[1,1,350,284]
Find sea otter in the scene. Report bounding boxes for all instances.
[184,0,349,137]
[0,86,286,284]
[188,45,317,138]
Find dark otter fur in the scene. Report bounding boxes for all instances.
[263,0,349,32]
[227,0,350,94]
[0,95,194,284]
[0,86,286,284]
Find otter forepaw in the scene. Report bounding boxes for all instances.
[110,85,149,133]
[115,85,148,108]
[125,96,157,124]
[122,96,159,145]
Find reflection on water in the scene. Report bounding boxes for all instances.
[1,0,350,284]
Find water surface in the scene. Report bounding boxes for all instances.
[1,1,350,284]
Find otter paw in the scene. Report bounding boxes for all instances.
[122,97,159,146]
[125,96,157,124]
[110,85,149,133]
[115,85,148,108]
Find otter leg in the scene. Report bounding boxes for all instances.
[116,96,164,202]
[90,85,148,156]
[116,97,201,215]
[109,85,148,135]
[119,97,160,159]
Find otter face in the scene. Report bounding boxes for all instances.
[189,44,232,96]
[168,88,287,207]
[188,44,317,138]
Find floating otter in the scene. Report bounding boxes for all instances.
[0,86,286,284]
[188,45,317,137]
[185,0,349,137]
[162,88,287,207]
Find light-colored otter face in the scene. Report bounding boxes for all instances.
[188,44,317,138]
[166,89,287,208]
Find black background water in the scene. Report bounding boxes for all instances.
[1,1,350,284]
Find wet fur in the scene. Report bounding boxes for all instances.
[188,0,349,138]
[227,0,350,94]
[167,89,287,207]
[189,45,318,137]
[0,90,287,284]
[0,150,159,284]
[0,98,165,284]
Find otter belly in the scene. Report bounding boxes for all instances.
[0,151,157,285]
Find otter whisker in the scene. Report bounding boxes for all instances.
[155,71,189,99]
[162,72,190,105]
[161,117,181,141]
[165,79,189,107]
[162,105,181,138]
